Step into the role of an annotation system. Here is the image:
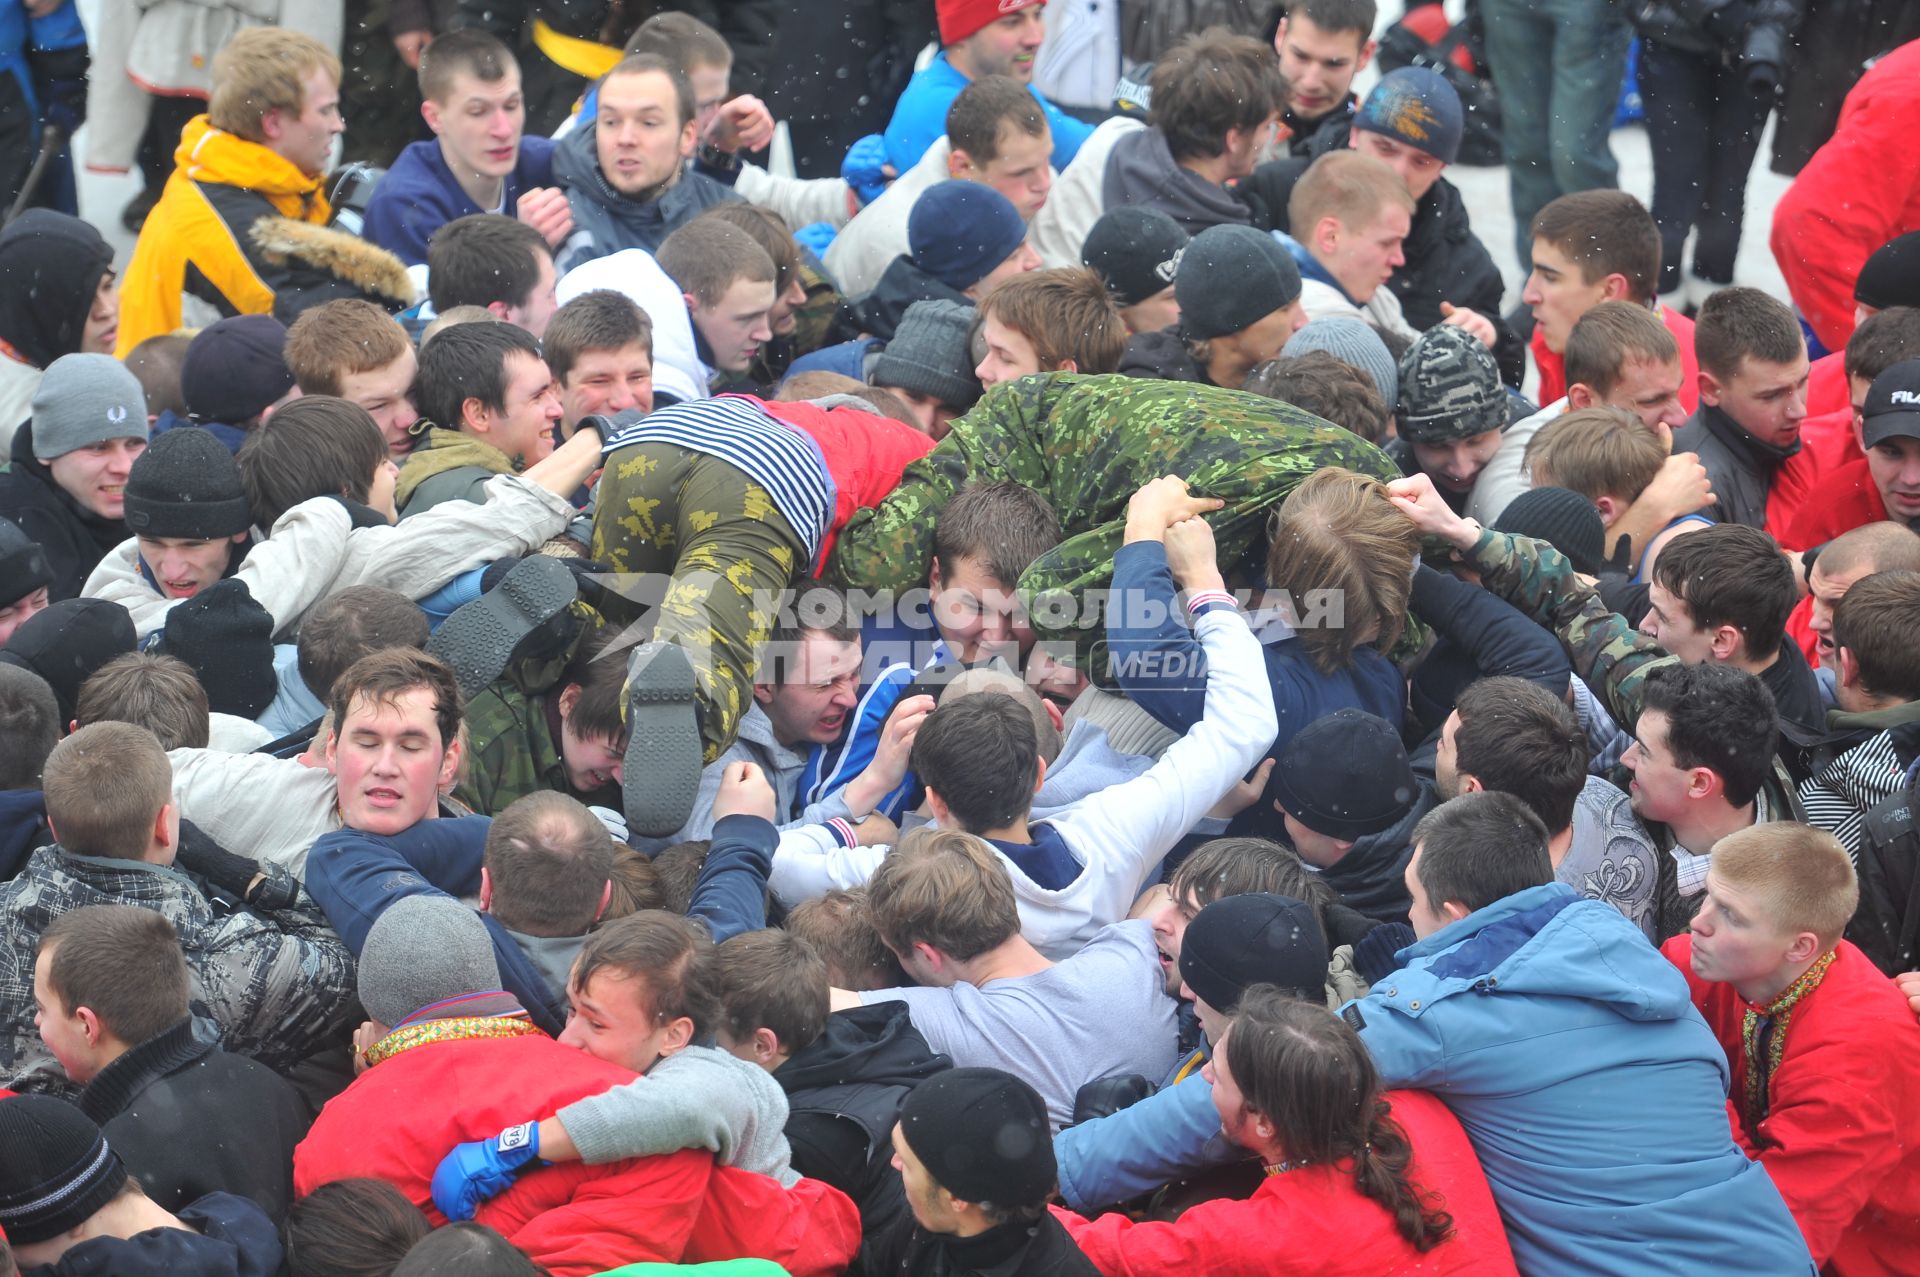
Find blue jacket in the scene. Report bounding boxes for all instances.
[0,0,84,120]
[1052,1050,1240,1214]
[1353,883,1815,1276]
[363,138,557,267]
[882,53,1091,175]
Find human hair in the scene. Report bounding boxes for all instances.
[1563,300,1679,395]
[1693,286,1804,381]
[1452,677,1588,834]
[1410,791,1554,914]
[1525,406,1664,503]
[208,27,341,142]
[624,11,731,72]
[947,74,1047,164]
[285,1178,430,1277]
[714,927,830,1055]
[417,27,517,102]
[1150,29,1288,163]
[238,395,388,529]
[40,905,190,1045]
[1528,190,1660,303]
[1289,150,1415,241]
[1650,524,1796,662]
[542,290,653,385]
[602,847,666,919]
[74,653,210,751]
[602,52,696,129]
[1285,0,1377,36]
[978,267,1126,375]
[1832,570,1920,703]
[911,693,1038,832]
[1242,351,1390,443]
[1225,989,1453,1251]
[571,910,718,1036]
[656,218,777,307]
[484,791,615,936]
[783,888,909,990]
[1640,662,1779,808]
[1710,824,1859,948]
[701,203,800,302]
[1816,521,1920,581]
[391,1222,544,1276]
[428,214,549,315]
[560,627,631,743]
[297,587,430,701]
[757,603,860,688]
[1168,837,1337,933]
[328,648,463,751]
[284,299,413,397]
[124,334,193,420]
[0,665,59,790]
[939,667,1063,765]
[865,827,1021,961]
[420,306,499,348]
[1842,305,1920,384]
[413,319,541,431]
[930,479,1062,590]
[1265,467,1420,674]
[41,722,173,861]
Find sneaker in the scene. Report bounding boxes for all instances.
[427,554,578,697]
[620,640,703,838]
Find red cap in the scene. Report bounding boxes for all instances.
[938,0,1043,47]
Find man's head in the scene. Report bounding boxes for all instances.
[1265,467,1421,673]
[481,791,615,937]
[1396,327,1508,493]
[938,0,1046,81]
[123,428,253,601]
[208,27,342,177]
[548,629,631,794]
[754,615,863,747]
[427,214,559,338]
[946,75,1052,220]
[1403,791,1554,939]
[1693,286,1810,449]
[1624,663,1778,825]
[1830,570,1920,712]
[0,665,59,792]
[418,30,525,184]
[929,480,1060,663]
[544,290,654,429]
[1270,708,1417,866]
[1525,406,1667,526]
[866,828,1022,984]
[594,54,698,202]
[0,1094,136,1265]
[1156,837,1333,996]
[912,690,1044,837]
[1175,223,1306,370]
[656,219,778,373]
[1176,892,1328,1043]
[0,210,118,365]
[73,653,210,751]
[1290,150,1415,305]
[42,722,175,864]
[624,11,734,133]
[1689,824,1856,1000]
[1080,206,1188,335]
[909,180,1039,300]
[179,314,300,430]
[296,586,429,703]
[1243,350,1390,442]
[29,353,151,522]
[1150,30,1287,177]
[712,928,829,1071]
[784,888,910,991]
[1523,190,1661,353]
[870,300,983,435]
[1642,525,1796,666]
[1275,0,1376,125]
[0,518,51,648]
[239,395,397,529]
[284,300,419,458]
[1347,66,1462,203]
[974,266,1126,388]
[1563,300,1688,433]
[1436,677,1588,837]
[560,910,717,1073]
[893,1067,1055,1236]
[325,649,464,836]
[412,320,559,465]
[1856,358,1920,525]
[701,204,810,338]
[358,894,504,1028]
[34,906,190,1085]
[124,334,190,420]
[1805,522,1920,665]
[1282,314,1399,405]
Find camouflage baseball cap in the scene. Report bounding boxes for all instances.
[1395,325,1507,444]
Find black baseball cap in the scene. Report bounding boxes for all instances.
[1861,359,1920,449]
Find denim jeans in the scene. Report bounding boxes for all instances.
[1481,0,1635,267]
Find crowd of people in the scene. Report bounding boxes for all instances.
[0,0,1919,1273]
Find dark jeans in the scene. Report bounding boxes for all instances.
[1639,40,1773,289]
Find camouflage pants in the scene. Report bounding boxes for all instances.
[591,441,805,763]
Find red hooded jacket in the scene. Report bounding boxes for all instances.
[753,396,936,571]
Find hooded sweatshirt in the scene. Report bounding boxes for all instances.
[552,120,739,273]
[1100,126,1254,235]
[0,422,134,601]
[0,211,113,450]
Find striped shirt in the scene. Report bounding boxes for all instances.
[1800,730,1908,858]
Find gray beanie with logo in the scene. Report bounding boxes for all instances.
[30,353,150,460]
[1395,325,1507,444]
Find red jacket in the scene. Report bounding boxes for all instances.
[1782,457,1887,551]
[1054,1089,1518,1277]
[1807,351,1849,419]
[1531,304,1698,411]
[1773,40,1920,355]
[753,397,936,570]
[292,1035,860,1277]
[1665,937,1920,1276]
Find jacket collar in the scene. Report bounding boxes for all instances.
[176,115,328,215]
[1691,401,1802,469]
[78,1017,211,1124]
[1398,882,1582,976]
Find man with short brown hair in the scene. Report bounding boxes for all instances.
[284,300,421,458]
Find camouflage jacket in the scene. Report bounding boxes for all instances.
[824,374,1401,645]
[0,846,356,1095]
[457,680,617,816]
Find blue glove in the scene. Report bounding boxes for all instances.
[38,76,86,136]
[794,220,838,260]
[841,133,892,206]
[432,1121,542,1221]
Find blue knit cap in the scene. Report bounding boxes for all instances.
[1354,67,1463,166]
[908,180,1029,292]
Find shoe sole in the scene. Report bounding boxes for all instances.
[428,555,578,698]
[621,641,703,838]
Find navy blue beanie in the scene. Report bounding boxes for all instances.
[1354,67,1464,166]
[908,180,1029,292]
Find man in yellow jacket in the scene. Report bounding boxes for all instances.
[117,27,411,356]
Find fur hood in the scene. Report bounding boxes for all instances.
[248,216,416,309]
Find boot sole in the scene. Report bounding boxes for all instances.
[428,555,578,697]
[621,640,703,839]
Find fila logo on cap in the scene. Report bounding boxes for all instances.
[1891,390,1920,405]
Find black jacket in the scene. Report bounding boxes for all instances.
[1115,327,1215,386]
[25,1191,283,1277]
[1633,0,1804,67]
[1671,402,1798,529]
[78,1018,312,1224]
[0,422,131,602]
[0,210,114,371]
[838,257,973,344]
[867,1212,1101,1277]
[453,0,782,97]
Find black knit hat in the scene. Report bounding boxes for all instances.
[0,598,137,724]
[1176,224,1302,340]
[1081,206,1189,307]
[1177,892,1328,1013]
[1271,708,1419,841]
[122,427,252,540]
[181,315,296,426]
[899,1067,1055,1207]
[151,579,278,718]
[0,516,52,610]
[1493,486,1606,576]
[0,1095,129,1244]
[1855,231,1920,311]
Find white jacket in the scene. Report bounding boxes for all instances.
[556,249,709,405]
[167,747,339,878]
[1298,275,1419,340]
[1467,396,1566,525]
[1028,116,1142,269]
[0,357,39,457]
[82,473,576,639]
[769,601,1279,958]
[734,164,853,233]
[823,138,955,297]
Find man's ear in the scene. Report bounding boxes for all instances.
[485,300,513,324]
[1313,214,1343,257]
[479,866,494,913]
[1783,930,1822,966]
[1054,357,1079,374]
[1032,754,1048,798]
[1459,774,1484,795]
[1041,696,1064,734]
[677,118,698,158]
[1838,645,1863,690]
[752,1025,783,1066]
[1356,37,1377,72]
[1686,765,1720,802]
[260,107,288,145]
[923,784,952,826]
[153,802,177,849]
[421,98,444,134]
[1566,382,1598,410]
[1601,272,1634,302]
[1698,368,1724,407]
[461,394,491,433]
[1440,899,1472,925]
[928,555,946,593]
[557,683,583,718]
[437,735,464,791]
[1594,494,1621,524]
[948,147,975,180]
[752,681,775,707]
[682,291,701,315]
[75,1005,106,1047]
[660,1014,696,1057]
[1709,623,1745,663]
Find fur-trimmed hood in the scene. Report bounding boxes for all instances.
[248,216,416,310]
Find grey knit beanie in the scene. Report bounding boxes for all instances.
[1175,225,1302,341]
[1396,325,1507,444]
[29,353,150,460]
[1285,316,1398,408]
[357,895,504,1027]
[870,300,982,410]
